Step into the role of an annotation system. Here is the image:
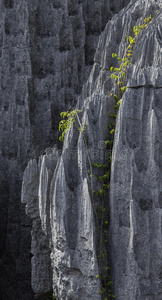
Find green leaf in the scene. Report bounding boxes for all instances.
[113,94,118,100]
[109,113,117,119]
[117,99,122,106]
[114,104,118,110]
[121,86,128,92]
[93,162,104,168]
[108,122,115,129]
[59,136,63,141]
[105,140,113,147]
[110,128,115,135]
[112,53,117,58]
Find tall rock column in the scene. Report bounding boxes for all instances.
[109,2,162,300]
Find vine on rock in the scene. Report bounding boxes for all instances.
[110,14,153,113]
[93,13,155,300]
[58,109,82,141]
[59,108,97,212]
[57,11,157,300]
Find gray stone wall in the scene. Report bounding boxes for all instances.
[2,0,162,299]
[21,0,162,299]
[0,0,131,299]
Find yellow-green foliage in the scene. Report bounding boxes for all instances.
[57,12,157,300]
[110,14,153,102]
[94,13,156,300]
[52,292,57,300]
[59,109,81,141]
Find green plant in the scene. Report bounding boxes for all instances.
[110,14,153,107]
[53,293,56,300]
[93,12,157,299]
[59,109,81,141]
[59,107,99,224]
[58,11,158,299]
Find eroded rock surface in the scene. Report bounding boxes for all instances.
[0,0,131,299]
[110,3,162,299]
[22,146,101,299]
[1,0,162,299]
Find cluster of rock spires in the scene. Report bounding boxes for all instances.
[0,0,162,299]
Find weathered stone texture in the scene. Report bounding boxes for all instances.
[109,2,162,300]
[22,0,162,298]
[22,147,101,299]
[0,0,132,299]
[2,0,162,299]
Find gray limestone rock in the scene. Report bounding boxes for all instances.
[109,3,162,300]
[22,0,162,298]
[22,1,162,298]
[1,0,162,299]
[22,146,101,299]
[0,0,131,299]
